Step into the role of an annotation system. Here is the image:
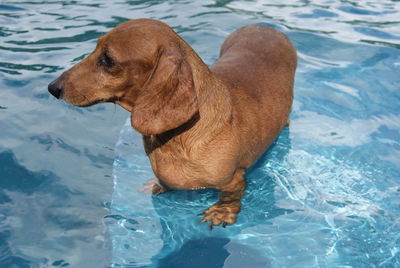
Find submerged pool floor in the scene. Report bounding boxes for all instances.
[0,0,399,267]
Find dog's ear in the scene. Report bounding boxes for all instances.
[130,47,198,135]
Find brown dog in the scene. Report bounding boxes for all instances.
[48,19,297,228]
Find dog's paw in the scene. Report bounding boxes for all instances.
[199,201,240,229]
[151,183,168,195]
[139,178,168,195]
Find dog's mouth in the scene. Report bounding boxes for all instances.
[74,96,121,107]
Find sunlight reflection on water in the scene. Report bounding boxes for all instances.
[0,0,399,267]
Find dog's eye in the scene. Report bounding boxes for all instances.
[99,52,115,69]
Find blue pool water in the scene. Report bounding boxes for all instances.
[0,0,399,267]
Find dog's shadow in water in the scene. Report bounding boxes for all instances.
[150,128,293,268]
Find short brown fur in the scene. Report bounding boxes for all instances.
[48,19,297,228]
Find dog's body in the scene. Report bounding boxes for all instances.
[48,19,297,228]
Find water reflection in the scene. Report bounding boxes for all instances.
[157,237,231,268]
[1,0,399,267]
[0,150,74,266]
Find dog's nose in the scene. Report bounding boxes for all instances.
[48,80,62,99]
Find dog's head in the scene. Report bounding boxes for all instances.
[48,19,198,135]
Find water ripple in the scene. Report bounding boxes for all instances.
[0,0,399,267]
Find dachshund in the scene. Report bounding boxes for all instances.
[48,19,297,229]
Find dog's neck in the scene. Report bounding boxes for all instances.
[188,53,233,128]
[142,112,200,155]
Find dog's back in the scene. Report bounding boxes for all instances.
[211,24,297,100]
[210,25,297,163]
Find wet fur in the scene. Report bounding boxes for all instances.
[48,19,297,228]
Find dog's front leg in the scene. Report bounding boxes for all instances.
[199,169,246,229]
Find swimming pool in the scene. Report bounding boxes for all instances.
[0,0,399,267]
